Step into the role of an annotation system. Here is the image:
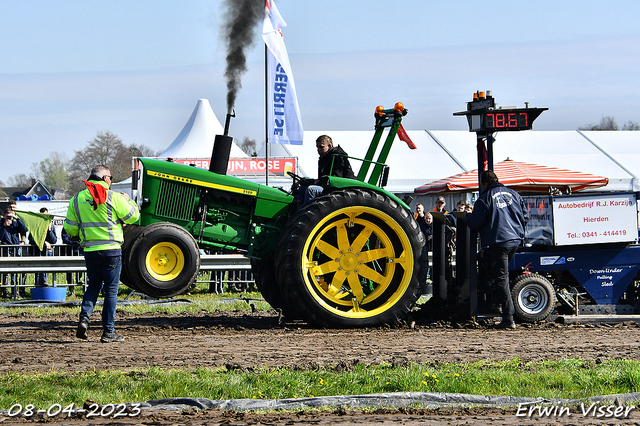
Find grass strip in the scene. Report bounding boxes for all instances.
[1,358,640,410]
[0,291,272,316]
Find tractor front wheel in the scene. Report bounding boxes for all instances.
[127,222,200,298]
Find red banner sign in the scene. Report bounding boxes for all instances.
[171,158,296,176]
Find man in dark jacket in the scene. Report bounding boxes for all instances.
[0,208,27,246]
[297,135,356,206]
[316,135,356,179]
[466,170,528,330]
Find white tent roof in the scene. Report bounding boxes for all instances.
[159,99,247,159]
[577,131,640,190]
[110,177,131,196]
[281,130,640,194]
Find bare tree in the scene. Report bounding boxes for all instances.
[579,116,619,131]
[579,117,640,131]
[68,131,160,192]
[109,143,160,185]
[69,130,131,192]
[128,143,160,158]
[6,173,34,187]
[68,131,122,192]
[239,137,257,157]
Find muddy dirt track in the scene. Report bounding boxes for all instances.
[2,309,640,425]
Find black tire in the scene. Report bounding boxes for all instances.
[127,222,200,298]
[250,256,297,318]
[276,189,424,327]
[120,224,143,292]
[511,274,556,322]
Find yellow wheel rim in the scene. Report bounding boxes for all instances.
[145,242,185,281]
[302,206,414,319]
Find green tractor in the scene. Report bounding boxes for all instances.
[123,103,424,327]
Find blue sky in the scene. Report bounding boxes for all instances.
[1,0,639,183]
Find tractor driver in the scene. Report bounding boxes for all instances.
[297,135,356,206]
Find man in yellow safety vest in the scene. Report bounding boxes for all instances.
[64,165,140,343]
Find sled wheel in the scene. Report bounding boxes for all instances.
[127,222,200,298]
[276,189,424,327]
[511,274,556,322]
[251,256,297,318]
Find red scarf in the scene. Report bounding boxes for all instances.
[83,180,108,210]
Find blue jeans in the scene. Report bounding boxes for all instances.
[295,184,324,208]
[35,249,55,286]
[80,256,121,333]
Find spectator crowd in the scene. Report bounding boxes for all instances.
[0,199,85,299]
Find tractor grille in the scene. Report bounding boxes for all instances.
[155,179,197,221]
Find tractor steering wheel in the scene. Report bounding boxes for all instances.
[287,171,314,187]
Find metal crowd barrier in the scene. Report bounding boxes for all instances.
[0,244,254,298]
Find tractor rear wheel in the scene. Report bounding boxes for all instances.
[511,274,556,322]
[120,225,143,292]
[276,189,424,327]
[127,222,200,298]
[251,256,297,318]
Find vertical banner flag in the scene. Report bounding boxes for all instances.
[262,0,303,145]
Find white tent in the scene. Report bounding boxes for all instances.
[110,178,132,197]
[576,131,640,191]
[159,99,247,159]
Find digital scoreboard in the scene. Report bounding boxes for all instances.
[468,108,546,132]
[454,91,547,132]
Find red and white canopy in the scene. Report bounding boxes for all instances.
[414,159,609,195]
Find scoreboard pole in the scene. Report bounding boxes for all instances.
[476,134,485,191]
[476,132,496,193]
[452,91,547,320]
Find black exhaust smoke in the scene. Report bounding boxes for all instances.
[214,0,262,175]
[222,0,263,113]
[209,111,235,175]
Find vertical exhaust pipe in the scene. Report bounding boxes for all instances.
[223,111,233,136]
[209,110,235,175]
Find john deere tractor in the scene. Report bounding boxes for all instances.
[123,103,424,327]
